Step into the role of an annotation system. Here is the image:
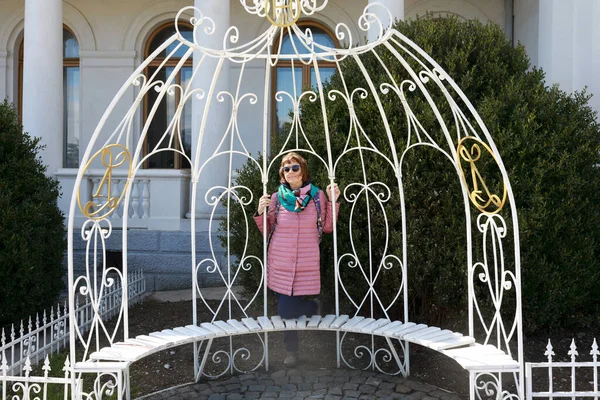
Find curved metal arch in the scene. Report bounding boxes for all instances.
[67,1,523,396]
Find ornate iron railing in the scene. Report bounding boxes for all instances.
[526,338,600,399]
[0,271,145,376]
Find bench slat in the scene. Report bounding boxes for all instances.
[318,314,339,328]
[403,327,440,341]
[149,330,194,345]
[226,319,251,334]
[415,332,460,347]
[430,335,476,350]
[213,321,238,335]
[124,338,160,349]
[257,316,275,330]
[174,326,207,338]
[241,318,261,331]
[392,324,428,339]
[297,315,308,329]
[183,325,216,337]
[307,315,322,328]
[373,320,403,335]
[200,322,226,336]
[271,316,286,329]
[360,318,391,334]
[284,318,297,329]
[339,316,366,331]
[348,318,376,332]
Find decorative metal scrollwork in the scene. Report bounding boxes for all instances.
[456,136,507,214]
[77,144,132,220]
[265,0,300,27]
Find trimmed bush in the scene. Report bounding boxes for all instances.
[223,17,600,333]
[0,100,66,327]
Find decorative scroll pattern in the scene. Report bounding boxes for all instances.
[457,136,507,214]
[77,144,132,220]
[472,372,520,400]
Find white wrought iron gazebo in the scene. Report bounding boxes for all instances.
[65,1,522,399]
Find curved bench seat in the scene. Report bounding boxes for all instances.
[84,315,519,373]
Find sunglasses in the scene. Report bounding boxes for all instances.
[281,164,301,174]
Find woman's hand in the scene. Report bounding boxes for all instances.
[326,183,340,203]
[257,194,271,215]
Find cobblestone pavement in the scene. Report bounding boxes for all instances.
[138,368,464,400]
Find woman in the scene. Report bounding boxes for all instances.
[254,152,340,367]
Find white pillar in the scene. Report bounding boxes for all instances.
[22,0,63,175]
[537,0,575,92]
[191,0,231,225]
[0,51,7,101]
[368,0,404,43]
[573,0,600,114]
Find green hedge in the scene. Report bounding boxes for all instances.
[222,17,600,333]
[0,100,66,327]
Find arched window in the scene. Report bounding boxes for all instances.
[63,27,80,168]
[143,23,193,169]
[18,27,80,168]
[272,21,339,137]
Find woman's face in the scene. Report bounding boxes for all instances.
[282,160,303,189]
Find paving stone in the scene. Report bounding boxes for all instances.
[287,369,302,376]
[422,397,439,400]
[358,395,376,400]
[380,382,396,391]
[361,371,378,378]
[207,395,226,400]
[279,392,297,398]
[329,387,343,396]
[249,384,266,391]
[319,376,334,383]
[239,374,255,382]
[405,381,437,393]
[365,377,382,387]
[298,383,313,391]
[271,370,287,379]
[212,386,227,394]
[395,384,412,394]
[265,385,281,392]
[297,391,312,397]
[226,394,243,400]
[334,376,349,383]
[245,392,261,399]
[349,376,367,384]
[200,388,215,396]
[343,390,361,398]
[260,393,279,399]
[314,389,328,395]
[314,383,328,390]
[274,377,290,385]
[225,383,241,391]
[259,378,275,385]
[407,391,426,400]
[342,382,359,391]
[357,385,376,394]
[290,376,303,384]
[304,376,319,383]
[325,395,342,400]
[281,383,298,392]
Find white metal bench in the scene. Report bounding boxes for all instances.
[80,315,519,373]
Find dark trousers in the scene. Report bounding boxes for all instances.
[275,293,318,352]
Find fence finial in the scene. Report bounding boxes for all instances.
[568,339,579,361]
[591,338,599,359]
[544,339,554,362]
[42,356,51,378]
[23,356,32,378]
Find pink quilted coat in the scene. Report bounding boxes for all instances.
[254,188,339,296]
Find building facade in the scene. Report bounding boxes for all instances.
[0,0,598,290]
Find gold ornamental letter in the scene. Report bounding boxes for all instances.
[266,0,300,28]
[77,144,132,220]
[456,136,507,214]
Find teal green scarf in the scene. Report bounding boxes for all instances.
[278,183,320,212]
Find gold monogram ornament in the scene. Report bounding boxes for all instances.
[265,0,300,28]
[456,136,507,214]
[77,144,133,220]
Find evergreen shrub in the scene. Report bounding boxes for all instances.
[222,17,600,333]
[0,100,66,327]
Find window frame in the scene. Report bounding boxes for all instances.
[270,20,340,139]
[142,21,193,170]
